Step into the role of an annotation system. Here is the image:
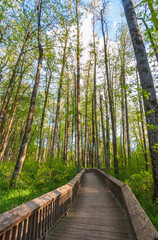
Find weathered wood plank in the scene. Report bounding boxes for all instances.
[47,172,133,240]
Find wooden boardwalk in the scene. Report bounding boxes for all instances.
[47,172,133,240]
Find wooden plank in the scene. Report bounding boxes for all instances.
[47,172,133,240]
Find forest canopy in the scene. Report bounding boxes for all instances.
[0,0,158,229]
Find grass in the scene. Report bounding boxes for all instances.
[0,158,78,214]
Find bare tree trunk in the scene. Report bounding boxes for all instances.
[122,0,158,199]
[51,32,68,159]
[38,72,52,162]
[0,71,23,162]
[84,68,89,168]
[100,95,109,171]
[120,71,128,165]
[136,68,149,171]
[92,95,95,168]
[71,109,74,164]
[76,0,82,171]
[93,16,101,169]
[122,58,131,163]
[101,10,118,175]
[104,88,111,167]
[66,84,70,166]
[10,0,43,187]
[74,74,78,165]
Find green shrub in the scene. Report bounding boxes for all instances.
[0,157,78,214]
[125,171,153,198]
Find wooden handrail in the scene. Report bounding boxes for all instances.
[0,169,85,240]
[87,168,158,240]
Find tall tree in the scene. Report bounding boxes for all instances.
[10,0,43,186]
[100,4,118,175]
[51,28,68,159]
[38,71,52,163]
[100,94,109,170]
[0,9,36,138]
[76,0,82,171]
[136,68,149,171]
[93,15,101,169]
[122,0,158,199]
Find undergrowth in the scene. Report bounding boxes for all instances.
[0,158,78,214]
[109,167,158,231]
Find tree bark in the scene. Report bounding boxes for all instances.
[120,70,128,165]
[84,64,90,168]
[101,10,118,175]
[10,0,43,187]
[136,68,149,171]
[100,95,109,171]
[38,72,52,162]
[92,95,95,168]
[0,69,23,162]
[66,84,70,166]
[76,0,82,171]
[122,0,158,199]
[51,31,68,159]
[93,16,101,169]
[104,88,111,167]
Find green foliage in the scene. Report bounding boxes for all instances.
[108,167,158,231]
[0,158,78,214]
[125,171,152,197]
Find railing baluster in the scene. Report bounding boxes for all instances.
[19,220,24,240]
[12,224,18,240]
[39,208,43,238]
[0,232,5,240]
[0,170,85,240]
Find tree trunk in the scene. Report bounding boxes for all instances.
[104,88,111,167]
[84,66,90,168]
[0,71,23,162]
[66,84,70,166]
[136,68,149,171]
[92,95,95,168]
[74,73,78,165]
[93,16,101,169]
[122,42,131,163]
[101,10,118,175]
[122,0,158,199]
[120,70,128,165]
[51,32,68,159]
[10,0,43,187]
[100,95,109,171]
[38,72,52,162]
[76,0,82,171]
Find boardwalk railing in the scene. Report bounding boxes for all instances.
[0,168,158,240]
[0,170,85,240]
[87,168,158,240]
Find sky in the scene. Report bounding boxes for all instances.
[80,0,123,64]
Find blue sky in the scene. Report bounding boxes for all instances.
[108,0,123,39]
